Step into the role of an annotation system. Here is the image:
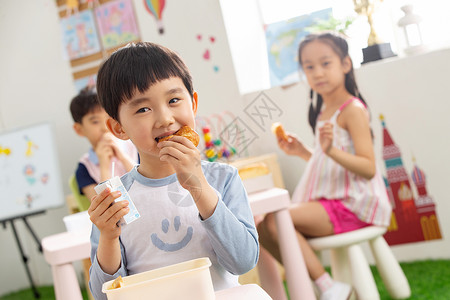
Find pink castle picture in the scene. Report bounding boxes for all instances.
[380,115,442,245]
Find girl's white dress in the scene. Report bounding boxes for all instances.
[292,97,392,226]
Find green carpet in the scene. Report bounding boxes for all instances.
[371,259,450,299]
[1,260,449,299]
[0,285,89,300]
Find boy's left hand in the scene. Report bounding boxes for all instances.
[319,122,334,155]
[157,136,203,193]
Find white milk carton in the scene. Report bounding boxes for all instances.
[94,176,140,225]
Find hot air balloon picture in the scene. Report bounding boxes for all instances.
[143,0,166,34]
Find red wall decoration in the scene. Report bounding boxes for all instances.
[380,114,442,245]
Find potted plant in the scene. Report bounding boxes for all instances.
[305,15,355,37]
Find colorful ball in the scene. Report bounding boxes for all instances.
[205,148,215,158]
[222,149,230,158]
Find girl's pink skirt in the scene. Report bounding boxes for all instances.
[319,198,371,234]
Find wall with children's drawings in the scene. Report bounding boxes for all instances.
[0,0,449,296]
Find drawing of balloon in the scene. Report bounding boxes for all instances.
[143,0,166,34]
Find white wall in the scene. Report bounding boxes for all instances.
[0,0,449,296]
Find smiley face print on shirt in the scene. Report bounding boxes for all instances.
[151,216,194,252]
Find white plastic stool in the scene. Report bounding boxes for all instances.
[308,226,411,300]
[42,231,91,300]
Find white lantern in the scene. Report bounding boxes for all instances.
[397,4,426,55]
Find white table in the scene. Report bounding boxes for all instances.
[42,188,315,300]
[42,229,271,300]
[216,284,271,299]
[248,188,316,300]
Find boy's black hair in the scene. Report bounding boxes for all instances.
[69,86,100,123]
[96,42,194,121]
[298,32,368,134]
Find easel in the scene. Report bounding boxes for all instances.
[1,211,45,299]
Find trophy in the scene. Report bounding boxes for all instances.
[353,0,396,63]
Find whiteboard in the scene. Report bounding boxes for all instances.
[0,123,64,221]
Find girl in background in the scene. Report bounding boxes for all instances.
[258,33,392,300]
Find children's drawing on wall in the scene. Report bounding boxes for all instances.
[74,74,97,93]
[265,8,332,87]
[196,34,220,73]
[95,0,140,50]
[66,0,79,16]
[380,114,442,245]
[60,9,101,60]
[143,0,166,34]
[84,0,100,9]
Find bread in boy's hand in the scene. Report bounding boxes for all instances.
[156,125,200,147]
[271,122,288,141]
[109,276,124,289]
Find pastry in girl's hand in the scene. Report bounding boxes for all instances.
[156,126,200,147]
[271,122,288,141]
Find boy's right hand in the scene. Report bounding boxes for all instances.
[88,188,129,240]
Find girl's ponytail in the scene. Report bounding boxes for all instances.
[345,65,368,108]
[308,90,323,134]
